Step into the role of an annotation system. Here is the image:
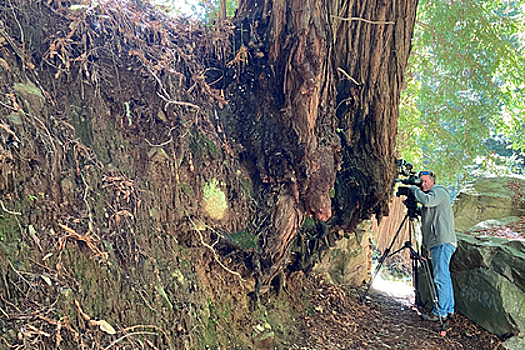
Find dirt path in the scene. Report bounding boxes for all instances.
[284,276,503,350]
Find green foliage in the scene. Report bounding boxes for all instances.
[0,217,20,251]
[190,131,218,158]
[198,0,238,22]
[302,216,316,229]
[399,0,525,185]
[230,230,259,251]
[165,0,238,21]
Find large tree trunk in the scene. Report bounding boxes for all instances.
[230,0,418,286]
[331,0,418,229]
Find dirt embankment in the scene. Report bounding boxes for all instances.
[0,1,508,349]
[0,1,263,348]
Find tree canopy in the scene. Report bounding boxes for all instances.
[398,0,525,186]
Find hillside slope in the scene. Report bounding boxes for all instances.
[0,0,417,348]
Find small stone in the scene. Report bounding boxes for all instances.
[8,112,23,126]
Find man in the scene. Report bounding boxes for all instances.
[410,171,457,321]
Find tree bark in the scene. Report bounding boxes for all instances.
[220,0,227,19]
[331,0,418,229]
[231,0,418,285]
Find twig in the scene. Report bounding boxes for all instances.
[337,67,361,86]
[29,113,57,154]
[160,96,201,111]
[80,172,98,240]
[0,200,21,215]
[121,325,172,349]
[0,305,8,318]
[8,260,34,288]
[331,15,395,25]
[0,100,19,111]
[145,127,175,147]
[103,331,157,350]
[0,337,15,348]
[0,20,25,66]
[137,287,157,313]
[8,0,24,45]
[0,123,20,142]
[145,137,172,147]
[188,217,245,282]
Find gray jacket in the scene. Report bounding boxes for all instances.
[410,184,456,250]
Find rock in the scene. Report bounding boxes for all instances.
[60,178,75,198]
[451,233,525,337]
[252,330,275,350]
[502,336,525,350]
[6,329,17,341]
[13,81,46,115]
[157,110,168,122]
[313,222,371,286]
[453,177,525,231]
[202,178,228,221]
[8,112,23,126]
[468,217,521,232]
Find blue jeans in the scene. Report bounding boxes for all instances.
[430,243,456,317]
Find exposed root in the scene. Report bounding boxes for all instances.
[0,200,21,215]
[188,216,246,284]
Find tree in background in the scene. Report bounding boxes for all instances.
[398,0,525,185]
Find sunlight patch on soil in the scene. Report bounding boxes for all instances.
[372,274,415,306]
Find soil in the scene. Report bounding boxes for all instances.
[285,275,504,350]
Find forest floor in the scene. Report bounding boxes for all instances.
[281,275,504,350]
[276,217,525,350]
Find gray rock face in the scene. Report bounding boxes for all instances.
[503,335,525,350]
[13,81,46,116]
[453,177,525,232]
[451,233,525,338]
[313,224,371,286]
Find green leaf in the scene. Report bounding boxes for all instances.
[399,0,525,186]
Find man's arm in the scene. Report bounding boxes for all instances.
[409,185,448,207]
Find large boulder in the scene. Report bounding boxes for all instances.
[453,177,525,232]
[313,223,371,286]
[451,233,525,338]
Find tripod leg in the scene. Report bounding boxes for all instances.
[360,214,410,303]
[419,257,447,332]
[407,221,447,335]
[360,248,388,303]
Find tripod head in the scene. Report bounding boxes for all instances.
[404,191,420,220]
[395,186,420,220]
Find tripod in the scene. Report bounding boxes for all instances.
[359,209,447,333]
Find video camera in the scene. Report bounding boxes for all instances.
[394,159,421,218]
[395,159,422,187]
